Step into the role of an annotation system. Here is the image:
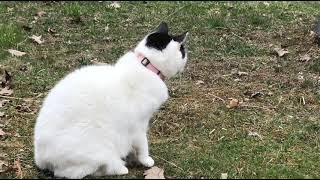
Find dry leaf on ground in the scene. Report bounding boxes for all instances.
[90,58,107,65]
[7,7,13,12]
[250,92,264,98]
[16,103,33,113]
[1,70,12,88]
[237,71,248,76]
[300,54,311,62]
[0,87,13,96]
[8,49,26,57]
[14,159,23,179]
[196,80,205,85]
[263,2,270,6]
[0,128,6,136]
[0,112,4,117]
[0,99,10,108]
[36,11,46,17]
[48,27,56,34]
[248,131,263,140]
[29,35,44,44]
[221,173,228,179]
[274,47,289,57]
[0,160,9,173]
[226,98,240,108]
[109,1,121,9]
[144,166,165,179]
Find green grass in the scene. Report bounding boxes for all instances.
[0,23,25,58]
[309,57,320,73]
[0,1,320,179]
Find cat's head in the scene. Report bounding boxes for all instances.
[134,22,189,78]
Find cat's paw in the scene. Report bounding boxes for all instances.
[139,156,154,167]
[117,166,129,175]
[107,165,128,175]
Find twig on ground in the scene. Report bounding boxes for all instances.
[208,93,225,103]
[301,96,306,105]
[151,155,184,172]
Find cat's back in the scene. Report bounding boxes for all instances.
[59,64,114,88]
[36,64,115,125]
[47,64,114,97]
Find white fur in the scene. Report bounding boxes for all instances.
[34,33,188,179]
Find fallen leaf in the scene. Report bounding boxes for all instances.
[226,98,240,108]
[0,128,5,136]
[14,133,21,138]
[144,166,165,179]
[237,71,248,76]
[109,1,121,9]
[300,54,311,62]
[14,159,23,179]
[248,131,263,140]
[36,11,46,17]
[263,2,270,6]
[231,69,248,77]
[7,7,14,12]
[310,30,316,37]
[31,17,38,24]
[196,80,205,85]
[234,78,241,82]
[0,153,8,158]
[90,58,107,65]
[1,70,12,88]
[297,72,304,81]
[103,37,112,42]
[274,47,289,57]
[0,100,10,108]
[250,92,264,98]
[8,49,26,57]
[0,87,13,96]
[0,160,9,173]
[231,68,238,75]
[16,103,32,113]
[29,35,44,44]
[48,27,56,34]
[221,173,228,179]
[0,112,4,117]
[267,92,273,96]
[20,64,28,72]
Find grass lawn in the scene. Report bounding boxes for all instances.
[1,1,320,179]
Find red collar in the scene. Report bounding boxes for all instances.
[136,53,165,81]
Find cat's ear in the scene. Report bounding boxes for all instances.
[173,31,189,44]
[156,22,169,34]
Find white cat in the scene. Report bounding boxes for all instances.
[33,22,188,179]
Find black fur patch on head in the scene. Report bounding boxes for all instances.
[146,32,172,51]
[180,44,186,59]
